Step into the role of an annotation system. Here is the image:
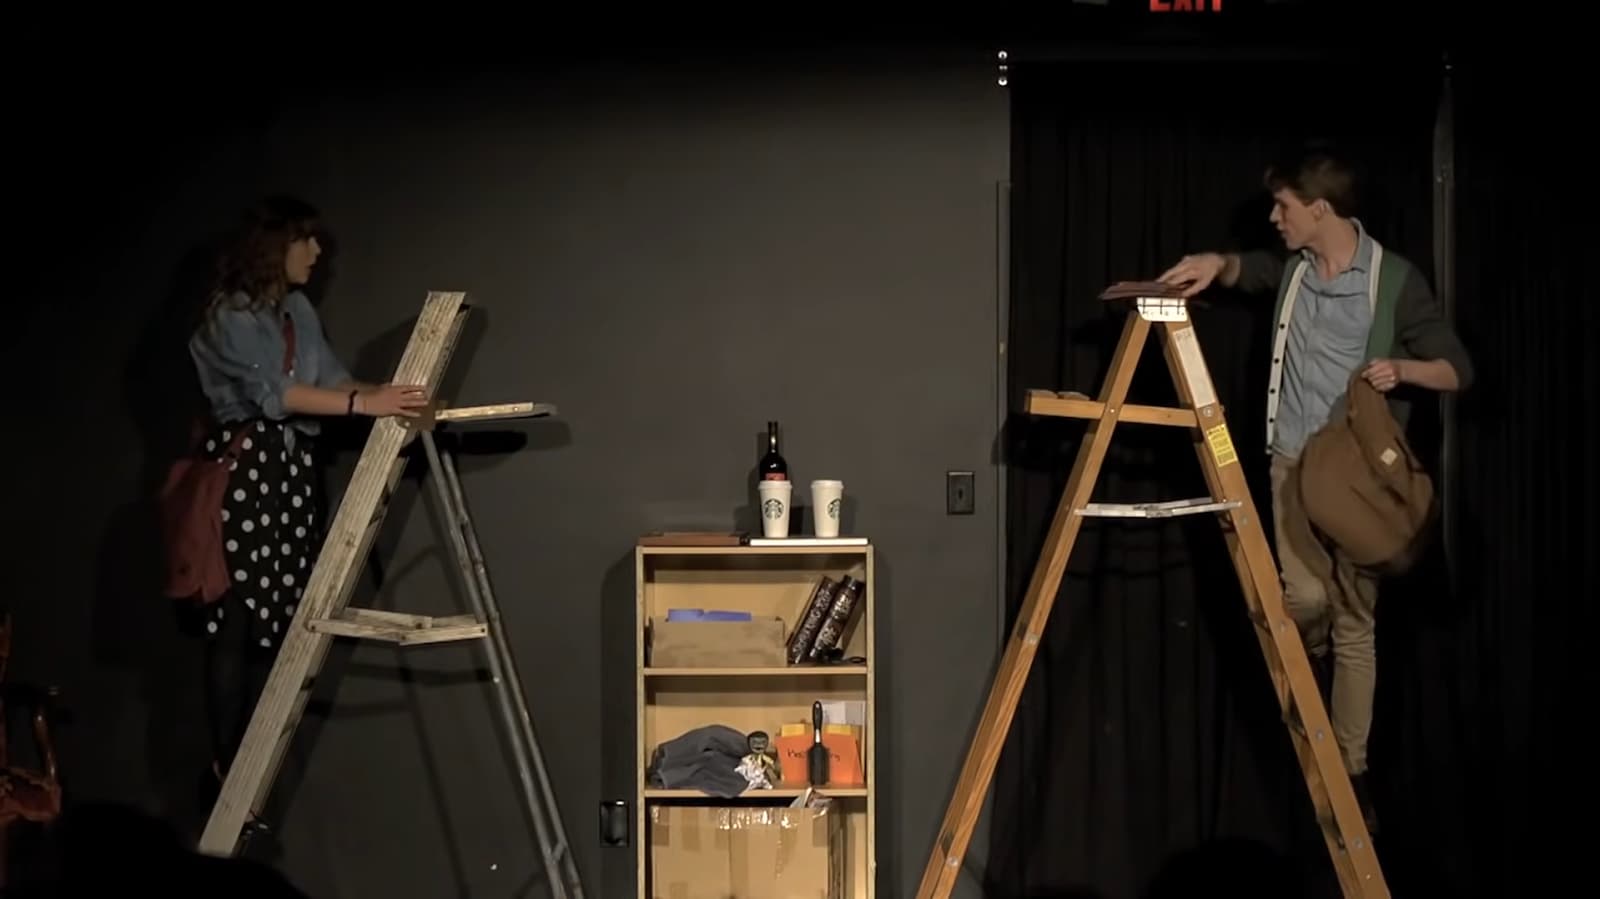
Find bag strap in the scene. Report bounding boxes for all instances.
[280,312,297,375]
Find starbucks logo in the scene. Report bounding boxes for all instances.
[827,497,841,519]
[762,498,785,519]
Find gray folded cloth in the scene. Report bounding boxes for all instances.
[647,724,751,797]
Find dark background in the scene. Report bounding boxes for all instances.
[5,4,1590,898]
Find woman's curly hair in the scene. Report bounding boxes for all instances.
[204,194,321,320]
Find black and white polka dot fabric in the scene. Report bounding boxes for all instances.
[199,419,321,650]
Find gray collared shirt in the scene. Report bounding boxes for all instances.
[1271,220,1375,458]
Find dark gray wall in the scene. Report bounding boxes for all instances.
[12,42,1007,898]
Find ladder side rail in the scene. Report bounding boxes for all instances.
[434,443,584,896]
[421,433,575,899]
[436,443,557,807]
[240,298,472,823]
[913,312,1151,899]
[202,421,416,853]
[1157,319,1386,896]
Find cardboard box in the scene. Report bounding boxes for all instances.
[650,802,845,899]
[650,617,787,667]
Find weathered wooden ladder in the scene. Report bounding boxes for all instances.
[915,283,1389,898]
[198,290,585,899]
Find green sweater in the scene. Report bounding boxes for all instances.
[1237,239,1474,449]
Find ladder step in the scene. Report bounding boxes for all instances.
[1076,498,1241,518]
[438,401,558,424]
[308,607,488,645]
[1024,389,1198,427]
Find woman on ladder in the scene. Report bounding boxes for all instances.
[185,195,428,835]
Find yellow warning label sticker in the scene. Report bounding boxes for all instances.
[1205,423,1238,468]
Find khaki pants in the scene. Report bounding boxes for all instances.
[1269,453,1379,775]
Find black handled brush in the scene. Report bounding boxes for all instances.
[808,700,829,786]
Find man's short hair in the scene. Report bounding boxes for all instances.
[1263,141,1358,217]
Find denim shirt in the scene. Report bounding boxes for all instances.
[189,289,354,449]
[1270,219,1376,459]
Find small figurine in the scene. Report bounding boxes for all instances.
[736,730,781,789]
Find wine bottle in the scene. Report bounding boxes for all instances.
[760,420,788,481]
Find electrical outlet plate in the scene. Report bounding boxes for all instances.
[599,799,629,847]
[947,470,975,515]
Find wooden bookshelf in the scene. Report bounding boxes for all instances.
[635,541,876,899]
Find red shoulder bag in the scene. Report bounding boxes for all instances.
[159,315,297,604]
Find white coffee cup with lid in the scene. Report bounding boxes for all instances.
[757,479,793,538]
[810,480,843,538]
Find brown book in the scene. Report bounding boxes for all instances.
[637,531,746,546]
[1098,280,1189,301]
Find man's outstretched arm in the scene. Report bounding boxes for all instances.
[1158,250,1285,297]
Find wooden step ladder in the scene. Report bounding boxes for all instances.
[197,290,586,899]
[915,284,1388,898]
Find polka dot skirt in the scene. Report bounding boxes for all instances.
[200,419,322,650]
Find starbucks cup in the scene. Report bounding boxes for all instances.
[757,479,793,538]
[810,479,843,538]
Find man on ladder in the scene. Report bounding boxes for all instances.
[915,140,1472,899]
[1158,140,1475,833]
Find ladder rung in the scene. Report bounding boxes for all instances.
[307,608,488,645]
[1076,498,1241,518]
[1025,390,1198,427]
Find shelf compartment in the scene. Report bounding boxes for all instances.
[643,677,867,755]
[643,569,869,663]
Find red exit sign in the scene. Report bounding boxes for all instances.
[1150,0,1223,10]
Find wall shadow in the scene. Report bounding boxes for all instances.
[92,232,228,838]
[600,549,639,899]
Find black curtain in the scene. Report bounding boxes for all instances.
[987,57,1449,898]
[1422,56,1593,897]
